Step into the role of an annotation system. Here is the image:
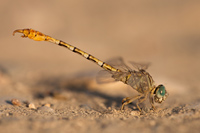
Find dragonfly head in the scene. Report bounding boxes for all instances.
[154,84,168,103]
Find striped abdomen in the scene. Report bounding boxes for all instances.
[13,29,120,72]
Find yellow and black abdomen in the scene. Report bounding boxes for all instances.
[13,29,120,73]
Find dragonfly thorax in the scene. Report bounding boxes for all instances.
[124,70,155,94]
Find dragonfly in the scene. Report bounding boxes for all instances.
[13,28,168,112]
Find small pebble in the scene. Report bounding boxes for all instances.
[108,107,112,110]
[37,106,54,113]
[11,99,21,106]
[130,111,140,116]
[44,103,51,107]
[28,103,36,109]
[79,104,91,110]
[5,113,13,116]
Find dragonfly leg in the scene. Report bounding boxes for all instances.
[121,94,143,110]
[136,95,148,112]
[149,94,156,110]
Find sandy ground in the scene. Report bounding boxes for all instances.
[0,0,200,133]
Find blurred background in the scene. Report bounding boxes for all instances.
[0,0,200,99]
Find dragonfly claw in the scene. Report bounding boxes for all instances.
[13,29,30,38]
[13,29,48,41]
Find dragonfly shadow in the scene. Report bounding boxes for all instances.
[32,76,128,109]
[66,83,124,108]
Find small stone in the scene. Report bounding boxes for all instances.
[11,99,21,106]
[44,103,51,107]
[37,106,54,113]
[130,111,140,116]
[108,107,112,110]
[79,104,91,110]
[28,103,36,109]
[5,113,13,116]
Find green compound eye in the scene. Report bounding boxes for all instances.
[156,85,166,98]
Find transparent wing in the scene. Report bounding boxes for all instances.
[128,61,151,70]
[96,57,133,84]
[96,70,116,84]
[96,57,151,84]
[105,57,132,72]
[96,70,129,84]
